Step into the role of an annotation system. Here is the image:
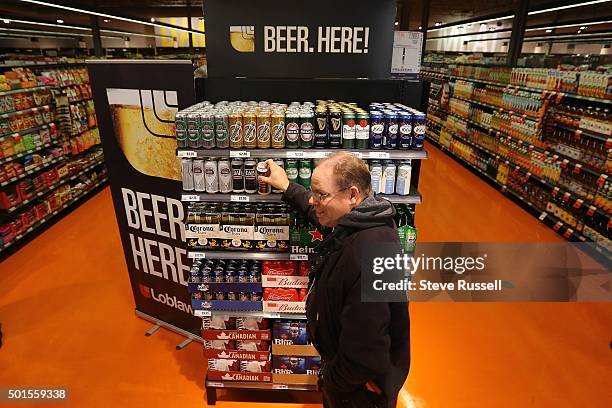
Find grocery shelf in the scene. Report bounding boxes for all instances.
[188,251,311,261]
[0,104,53,119]
[68,126,98,139]
[0,121,56,139]
[0,61,85,69]
[0,85,51,96]
[0,141,57,165]
[205,379,315,391]
[182,190,422,204]
[177,148,429,160]
[1,159,105,213]
[0,177,108,252]
[58,82,90,89]
[452,94,543,121]
[195,309,307,319]
[0,155,65,187]
[552,123,610,143]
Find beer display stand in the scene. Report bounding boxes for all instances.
[181,77,428,405]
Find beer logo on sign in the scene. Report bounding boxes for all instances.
[230,26,255,53]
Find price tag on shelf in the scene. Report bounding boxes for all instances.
[551,187,560,197]
[570,197,584,209]
[500,186,507,193]
[562,192,571,202]
[561,159,569,169]
[290,254,309,261]
[312,151,331,158]
[177,150,197,158]
[525,172,531,181]
[189,252,206,259]
[574,129,582,141]
[573,164,581,174]
[515,165,521,172]
[230,150,250,158]
[273,384,289,390]
[286,150,306,158]
[538,212,548,221]
[207,382,224,388]
[266,313,281,318]
[563,228,574,239]
[182,194,200,201]
[231,195,250,202]
[606,138,612,150]
[368,152,390,159]
[16,234,23,240]
[350,152,363,158]
[194,310,211,317]
[553,221,563,231]
[596,174,608,186]
[587,206,596,217]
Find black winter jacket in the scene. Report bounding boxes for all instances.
[283,182,410,401]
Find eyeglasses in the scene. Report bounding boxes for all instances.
[311,187,348,203]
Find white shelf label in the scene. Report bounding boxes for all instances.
[177,150,197,158]
[194,310,209,317]
[312,151,330,158]
[266,313,281,318]
[539,212,547,221]
[273,384,289,390]
[230,150,250,158]
[289,254,308,261]
[231,195,250,202]
[286,151,306,158]
[208,382,225,388]
[189,252,206,259]
[182,194,200,201]
[368,151,390,159]
[350,152,363,158]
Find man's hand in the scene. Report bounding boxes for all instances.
[258,159,290,192]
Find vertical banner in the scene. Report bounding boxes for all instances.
[87,60,200,334]
[203,0,396,78]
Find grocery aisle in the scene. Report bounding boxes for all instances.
[1,146,610,407]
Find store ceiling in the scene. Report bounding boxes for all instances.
[0,0,609,42]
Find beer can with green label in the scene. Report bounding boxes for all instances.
[341,111,356,149]
[298,159,313,189]
[286,159,299,184]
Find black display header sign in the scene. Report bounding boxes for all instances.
[203,0,396,79]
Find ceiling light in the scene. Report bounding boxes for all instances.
[428,14,514,32]
[525,19,612,32]
[577,30,582,33]
[545,29,552,33]
[480,23,487,27]
[394,21,399,26]
[580,26,587,30]
[528,0,611,15]
[150,17,156,22]
[56,19,63,23]
[16,1,205,34]
[418,26,422,29]
[2,19,9,24]
[435,22,442,26]
[103,19,111,23]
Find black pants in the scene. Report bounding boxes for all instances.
[322,386,395,408]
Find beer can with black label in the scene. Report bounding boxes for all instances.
[244,159,258,194]
[272,159,284,193]
[328,110,342,148]
[257,161,271,195]
[231,158,245,193]
[181,159,194,191]
[193,159,206,192]
[218,159,232,193]
[314,109,328,148]
[204,158,219,193]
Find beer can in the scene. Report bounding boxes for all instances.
[398,112,413,150]
[257,161,271,195]
[187,112,202,148]
[175,111,188,148]
[369,111,384,149]
[384,112,399,150]
[201,112,216,149]
[249,269,261,283]
[298,160,313,189]
[299,110,314,148]
[181,159,194,191]
[381,160,396,195]
[314,109,328,148]
[193,159,206,192]
[285,111,300,148]
[238,270,248,283]
[328,110,342,148]
[214,112,229,148]
[229,113,243,148]
[231,158,245,193]
[214,270,225,283]
[355,112,370,150]
[271,111,286,148]
[412,113,426,150]
[256,112,272,148]
[239,292,250,301]
[204,292,215,301]
[226,291,237,301]
[215,292,227,301]
[244,159,258,194]
[285,159,299,185]
[251,292,262,301]
[217,159,232,193]
[272,159,285,193]
[242,112,257,149]
[204,158,219,193]
[369,160,383,194]
[396,161,412,196]
[341,112,356,149]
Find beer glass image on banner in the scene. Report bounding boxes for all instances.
[106,88,180,180]
[230,26,255,52]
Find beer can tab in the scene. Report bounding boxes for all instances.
[177,150,197,158]
[573,164,581,174]
[290,254,308,261]
[573,199,583,209]
[182,194,200,201]
[369,152,390,159]
[286,151,306,158]
[273,384,289,390]
[563,229,573,239]
[230,151,250,158]
[553,222,563,231]
[231,195,250,202]
[538,212,547,221]
[587,206,596,217]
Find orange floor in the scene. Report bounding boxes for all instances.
[1,141,611,408]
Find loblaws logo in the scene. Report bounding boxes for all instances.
[141,285,193,315]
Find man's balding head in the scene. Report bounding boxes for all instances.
[317,152,372,198]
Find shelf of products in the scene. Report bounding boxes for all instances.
[0,177,108,252]
[0,142,57,166]
[0,155,65,187]
[178,147,429,160]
